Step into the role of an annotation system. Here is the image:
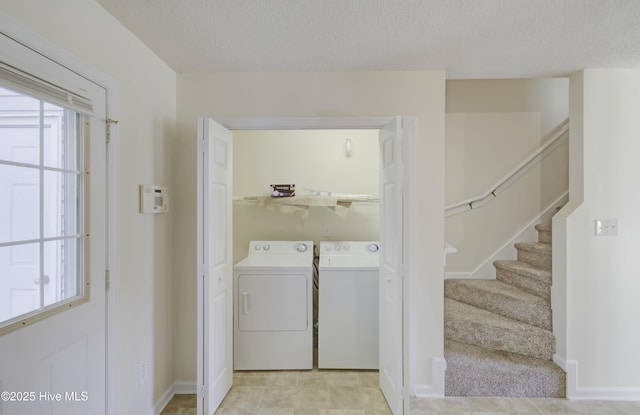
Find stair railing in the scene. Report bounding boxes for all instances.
[445,118,569,218]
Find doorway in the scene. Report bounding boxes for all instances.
[197,116,412,415]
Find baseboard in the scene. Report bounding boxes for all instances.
[155,381,197,415]
[414,357,446,398]
[173,381,197,394]
[555,356,640,401]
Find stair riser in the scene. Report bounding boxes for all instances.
[445,340,567,398]
[444,320,555,360]
[445,358,566,397]
[445,284,552,331]
[496,268,551,301]
[517,250,552,270]
[538,229,552,244]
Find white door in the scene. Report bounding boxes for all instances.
[379,116,404,415]
[196,117,233,415]
[0,32,108,415]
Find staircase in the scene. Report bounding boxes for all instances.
[444,223,566,397]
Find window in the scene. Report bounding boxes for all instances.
[0,84,87,334]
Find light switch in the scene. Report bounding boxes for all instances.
[595,218,618,236]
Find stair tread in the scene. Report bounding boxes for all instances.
[445,279,548,304]
[445,340,566,397]
[445,279,551,329]
[445,340,563,373]
[445,298,555,359]
[446,298,552,335]
[494,260,552,284]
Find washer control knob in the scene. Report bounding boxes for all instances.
[254,245,261,251]
[296,243,308,252]
[343,245,350,252]
[263,244,270,251]
[324,245,332,252]
[335,245,341,251]
[369,243,379,252]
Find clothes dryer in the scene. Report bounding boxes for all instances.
[234,240,314,370]
[318,241,380,369]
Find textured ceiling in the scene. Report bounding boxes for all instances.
[96,0,640,79]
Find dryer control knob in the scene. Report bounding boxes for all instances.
[263,244,270,251]
[335,245,341,251]
[369,243,379,252]
[296,243,308,252]
[254,245,261,250]
[324,245,332,252]
[343,245,350,251]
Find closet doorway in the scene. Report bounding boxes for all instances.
[197,116,414,415]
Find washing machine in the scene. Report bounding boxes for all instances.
[318,241,380,369]
[233,240,314,370]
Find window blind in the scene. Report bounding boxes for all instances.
[0,60,93,115]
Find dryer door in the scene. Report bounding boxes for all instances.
[238,273,308,331]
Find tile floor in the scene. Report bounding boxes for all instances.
[160,370,640,415]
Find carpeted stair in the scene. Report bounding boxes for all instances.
[444,223,566,397]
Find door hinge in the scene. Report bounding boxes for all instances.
[106,269,111,292]
[106,118,119,143]
[199,384,206,396]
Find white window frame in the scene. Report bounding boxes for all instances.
[0,86,90,335]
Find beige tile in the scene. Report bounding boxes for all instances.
[216,409,294,415]
[299,371,363,387]
[294,385,333,409]
[294,409,328,415]
[411,397,474,412]
[364,408,393,415]
[529,398,581,413]
[219,385,265,409]
[358,372,380,387]
[484,397,542,414]
[360,387,389,410]
[329,386,366,409]
[260,386,299,409]
[162,373,640,415]
[234,370,300,386]
[326,410,365,415]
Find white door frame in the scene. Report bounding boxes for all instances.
[0,14,119,415]
[218,116,415,411]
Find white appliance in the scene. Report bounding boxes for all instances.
[233,240,314,370]
[318,241,380,369]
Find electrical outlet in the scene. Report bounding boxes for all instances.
[595,218,618,236]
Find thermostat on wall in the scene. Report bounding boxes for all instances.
[140,185,169,213]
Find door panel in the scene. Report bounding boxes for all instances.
[197,117,233,415]
[379,116,404,415]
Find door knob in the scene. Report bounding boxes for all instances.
[34,275,50,285]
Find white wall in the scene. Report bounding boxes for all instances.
[175,71,446,394]
[445,79,569,275]
[233,129,379,262]
[554,70,640,399]
[0,1,178,413]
